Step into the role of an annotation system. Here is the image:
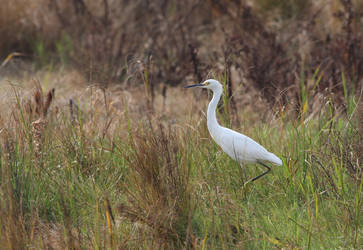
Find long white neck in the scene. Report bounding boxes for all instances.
[207,88,223,135]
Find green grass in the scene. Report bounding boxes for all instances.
[0,75,361,249]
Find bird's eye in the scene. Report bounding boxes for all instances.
[204,82,209,86]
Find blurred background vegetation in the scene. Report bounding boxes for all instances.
[1,0,362,102]
[0,1,362,249]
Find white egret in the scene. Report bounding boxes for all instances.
[185,79,282,182]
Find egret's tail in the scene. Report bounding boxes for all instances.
[267,153,282,166]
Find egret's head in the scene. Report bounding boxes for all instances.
[184,79,223,92]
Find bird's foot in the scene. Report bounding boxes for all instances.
[243,179,253,189]
[241,180,252,195]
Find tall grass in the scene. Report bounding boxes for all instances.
[0,71,361,249]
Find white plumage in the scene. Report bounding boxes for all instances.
[185,79,282,182]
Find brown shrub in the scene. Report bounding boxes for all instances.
[1,0,362,106]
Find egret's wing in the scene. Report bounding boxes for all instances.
[218,128,269,163]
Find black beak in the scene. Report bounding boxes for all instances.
[184,83,203,88]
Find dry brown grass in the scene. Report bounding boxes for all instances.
[1,0,361,107]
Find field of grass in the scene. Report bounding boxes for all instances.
[0,69,361,249]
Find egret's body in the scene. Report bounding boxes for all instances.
[185,79,282,182]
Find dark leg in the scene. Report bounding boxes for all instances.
[250,161,271,182]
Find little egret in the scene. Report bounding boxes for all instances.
[185,79,282,183]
